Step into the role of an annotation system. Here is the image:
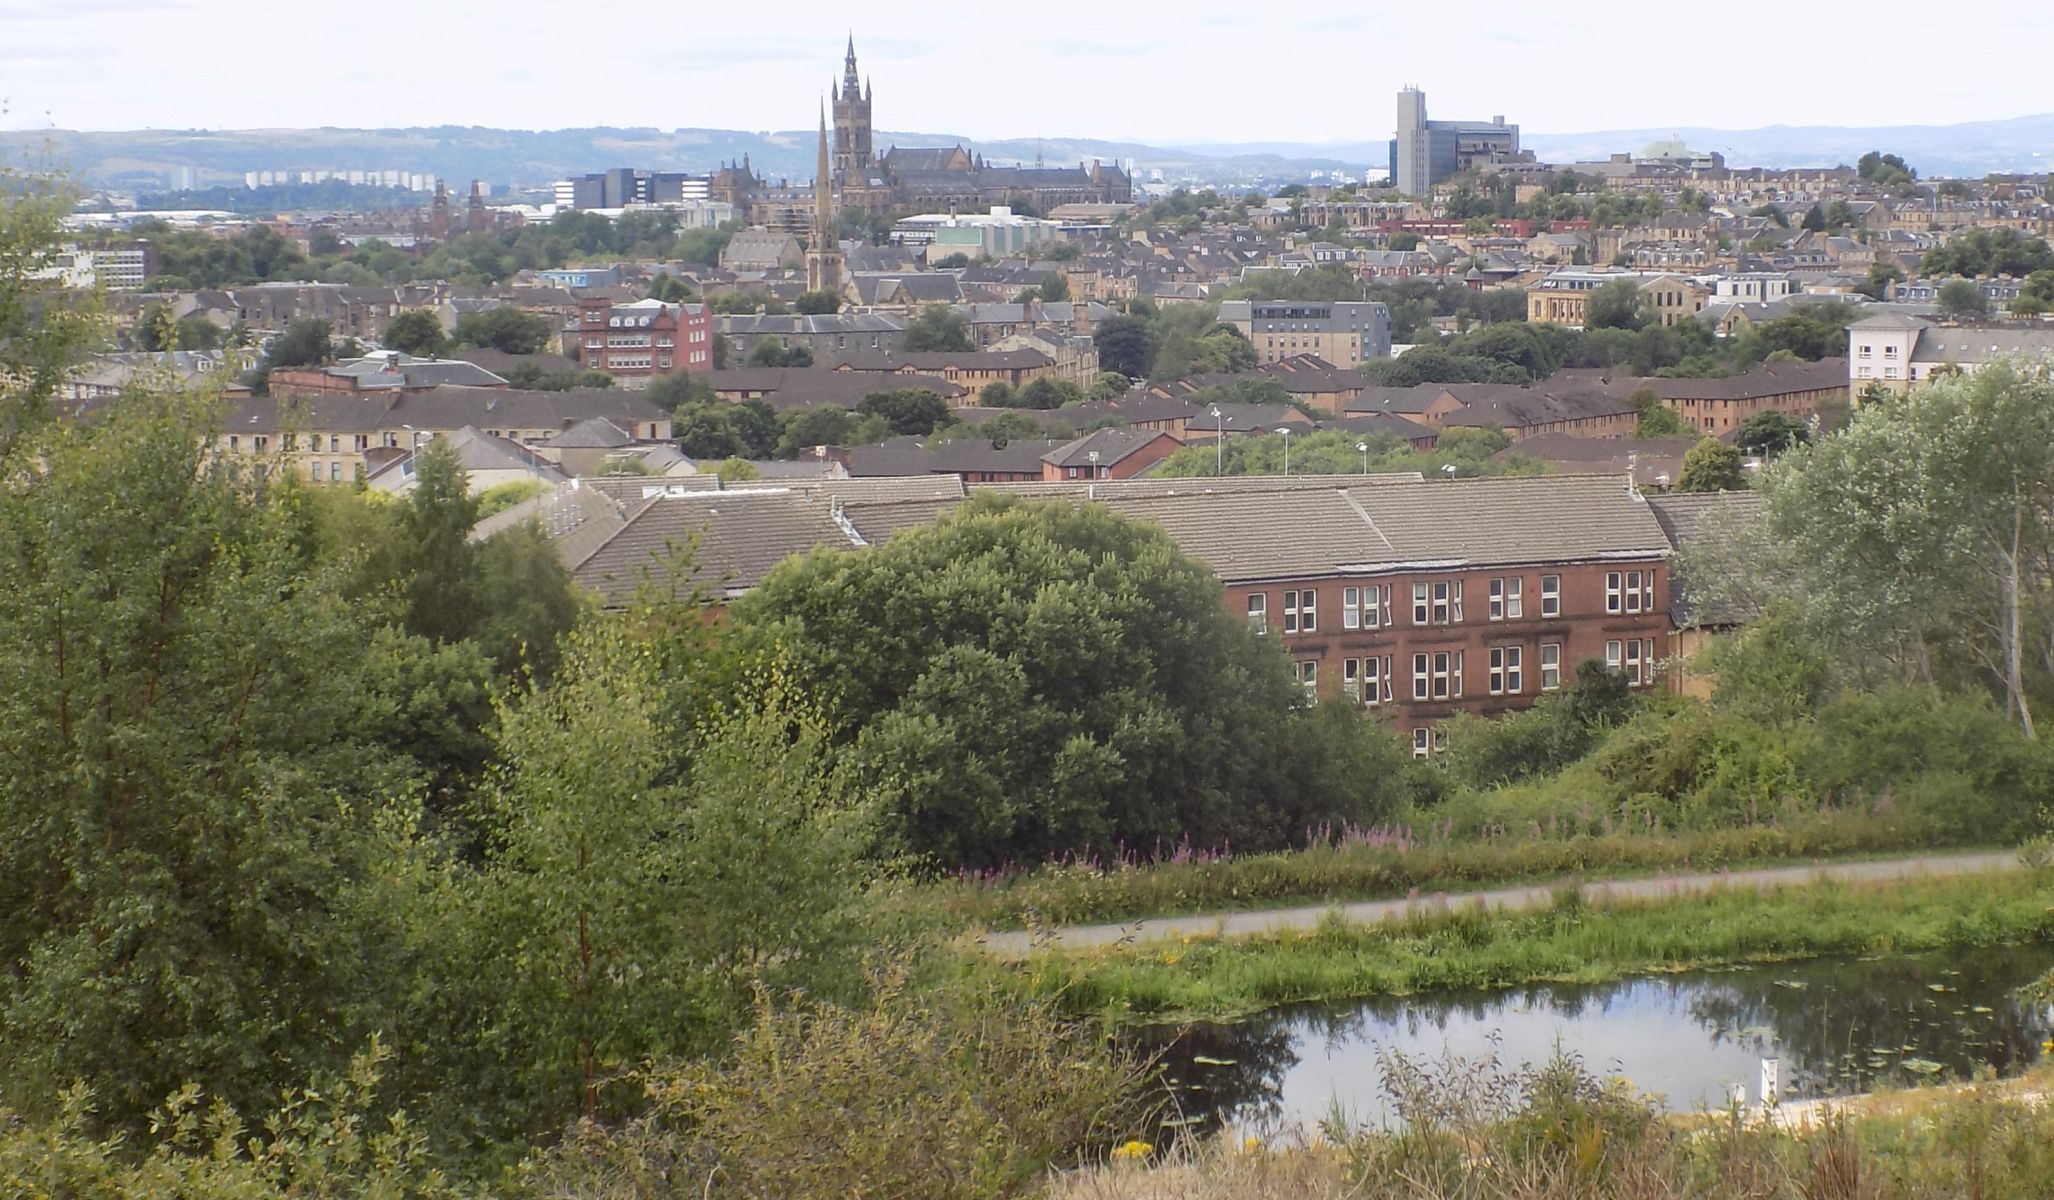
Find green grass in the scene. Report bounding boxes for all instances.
[923,814,1967,931]
[1000,869,2054,1023]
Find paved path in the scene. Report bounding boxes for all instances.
[975,849,2025,959]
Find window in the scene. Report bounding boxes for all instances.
[1343,586,1360,630]
[1283,590,1302,634]
[228,435,239,450]
[1490,646,1523,695]
[1246,593,1267,633]
[1540,642,1561,691]
[1362,584,1386,628]
[1412,653,1430,701]
[1416,579,1461,625]
[310,461,324,481]
[1622,570,1649,614]
[1605,572,1623,614]
[253,435,268,452]
[1412,728,1432,759]
[1489,577,1523,620]
[1300,589,1316,632]
[330,460,342,480]
[1412,651,1459,700]
[1624,638,1648,686]
[1540,574,1560,618]
[353,435,369,451]
[1297,660,1317,695]
[282,433,296,452]
[328,434,341,452]
[1363,655,1388,706]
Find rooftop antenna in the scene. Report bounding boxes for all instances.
[1036,137,1045,170]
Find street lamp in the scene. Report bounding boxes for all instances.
[1357,441,1370,475]
[1087,448,1100,478]
[1209,405,1224,476]
[1279,426,1292,477]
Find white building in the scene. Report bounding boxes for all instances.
[890,206,1063,256]
[1847,312,2054,394]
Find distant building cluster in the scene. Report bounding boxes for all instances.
[243,168,439,190]
[1392,88,1527,196]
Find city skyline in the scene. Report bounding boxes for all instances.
[4,1,2053,143]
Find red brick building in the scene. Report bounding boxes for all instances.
[1039,428,1182,481]
[1100,475,1674,755]
[576,297,713,386]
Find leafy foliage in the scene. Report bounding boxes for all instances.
[734,497,1406,868]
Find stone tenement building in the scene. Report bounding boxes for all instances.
[710,39,1133,224]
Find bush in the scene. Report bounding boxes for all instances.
[521,972,1149,1200]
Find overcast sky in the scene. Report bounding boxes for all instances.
[4,0,2049,142]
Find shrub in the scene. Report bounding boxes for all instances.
[522,972,1150,1200]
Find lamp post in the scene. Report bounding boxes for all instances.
[1357,441,1370,475]
[1087,448,1100,478]
[1210,405,1224,476]
[1279,426,1292,477]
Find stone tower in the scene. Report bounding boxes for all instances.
[807,108,844,295]
[830,35,873,184]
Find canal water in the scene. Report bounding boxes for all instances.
[1150,944,2054,1134]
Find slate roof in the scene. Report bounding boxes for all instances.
[1041,427,1175,468]
[833,349,1055,372]
[1911,326,2054,364]
[703,368,966,411]
[543,416,636,449]
[222,386,666,435]
[1344,475,1671,572]
[566,488,859,605]
[1647,490,1766,627]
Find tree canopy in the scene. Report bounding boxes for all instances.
[731,497,1408,868]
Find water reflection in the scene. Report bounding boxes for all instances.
[1145,945,2054,1135]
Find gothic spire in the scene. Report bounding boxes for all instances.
[843,34,860,93]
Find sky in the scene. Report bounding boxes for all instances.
[4,0,2051,143]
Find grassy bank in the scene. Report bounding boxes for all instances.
[1002,869,2054,1023]
[926,813,1970,931]
[1050,1060,2054,1200]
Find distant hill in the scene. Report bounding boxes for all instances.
[7,112,2048,194]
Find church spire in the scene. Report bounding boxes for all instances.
[843,34,860,93]
[808,104,843,295]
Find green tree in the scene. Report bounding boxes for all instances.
[1937,278,1989,318]
[452,306,554,355]
[265,317,335,368]
[794,289,841,315]
[381,309,450,357]
[415,628,878,1139]
[1092,314,1159,379]
[0,391,415,1130]
[1388,231,1422,251]
[1016,376,1086,409]
[776,406,858,457]
[901,303,975,352]
[732,496,1408,868]
[858,388,953,435]
[1858,262,1905,301]
[1039,271,1070,301]
[1735,410,1811,459]
[1801,203,1828,232]
[174,313,224,351]
[745,337,814,368]
[715,456,761,481]
[1585,279,1648,331]
[1676,437,1746,492]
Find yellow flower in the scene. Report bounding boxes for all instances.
[1162,952,1181,965]
[1240,1135,1264,1155]
[1111,1139,1154,1164]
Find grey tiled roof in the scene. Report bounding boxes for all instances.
[1345,475,1671,571]
[568,489,859,605]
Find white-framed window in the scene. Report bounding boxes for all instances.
[1540,642,1561,691]
[1541,574,1560,618]
[1412,727,1432,759]
[1342,587,1361,630]
[310,461,324,481]
[1624,638,1649,686]
[1283,590,1304,633]
[1624,570,1646,614]
[1489,576,1523,621]
[1412,581,1430,625]
[1363,584,1386,629]
[1300,588,1316,632]
[1605,572,1623,614]
[1490,646,1523,695]
[331,460,343,480]
[1639,572,1655,612]
[1364,655,1388,705]
[1419,651,1458,700]
[1297,660,1318,695]
[1412,652,1430,701]
[1246,593,1267,633]
[1342,657,1361,700]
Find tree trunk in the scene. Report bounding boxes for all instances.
[2008,498,2035,738]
